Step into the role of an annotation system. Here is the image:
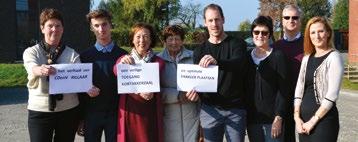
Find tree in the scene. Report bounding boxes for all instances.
[298,0,332,31]
[118,0,180,29]
[174,2,202,31]
[259,0,296,31]
[238,19,251,31]
[97,0,110,10]
[332,0,348,30]
[106,0,180,46]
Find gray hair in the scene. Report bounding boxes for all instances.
[282,4,302,17]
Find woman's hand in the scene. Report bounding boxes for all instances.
[120,55,135,64]
[199,55,217,67]
[302,116,319,135]
[294,117,306,134]
[185,89,199,102]
[87,86,100,97]
[34,64,56,76]
[138,92,154,101]
[271,116,283,138]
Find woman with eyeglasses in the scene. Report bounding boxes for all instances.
[245,16,289,142]
[294,16,343,142]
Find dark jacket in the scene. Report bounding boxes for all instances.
[79,45,128,112]
[193,35,247,109]
[245,48,289,124]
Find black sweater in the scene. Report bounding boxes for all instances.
[245,48,289,124]
[193,35,247,109]
[79,45,128,112]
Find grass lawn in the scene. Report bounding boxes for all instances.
[342,78,358,90]
[0,64,27,88]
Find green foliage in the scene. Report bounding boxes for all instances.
[0,64,27,87]
[332,0,349,30]
[298,0,332,31]
[238,19,251,31]
[97,0,110,10]
[106,0,180,47]
[108,0,180,30]
[342,78,358,90]
[112,28,130,47]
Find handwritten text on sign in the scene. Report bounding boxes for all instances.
[49,63,92,94]
[117,63,160,94]
[177,64,218,92]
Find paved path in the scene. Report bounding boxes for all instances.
[0,88,357,142]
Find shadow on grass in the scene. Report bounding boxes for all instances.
[0,87,28,105]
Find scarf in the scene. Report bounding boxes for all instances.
[39,40,65,111]
[130,48,155,64]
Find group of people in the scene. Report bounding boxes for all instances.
[22,3,343,142]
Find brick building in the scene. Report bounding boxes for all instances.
[0,0,90,63]
[349,0,358,64]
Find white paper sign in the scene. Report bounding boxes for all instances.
[116,63,160,94]
[177,64,218,92]
[49,63,92,94]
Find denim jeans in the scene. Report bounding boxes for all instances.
[200,104,246,142]
[247,124,284,142]
[84,110,117,142]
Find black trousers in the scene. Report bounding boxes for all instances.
[84,110,117,142]
[283,105,296,142]
[28,106,80,142]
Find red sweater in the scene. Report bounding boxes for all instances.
[113,55,165,142]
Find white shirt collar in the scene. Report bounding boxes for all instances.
[283,32,301,42]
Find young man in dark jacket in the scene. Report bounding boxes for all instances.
[193,4,247,142]
[79,9,127,142]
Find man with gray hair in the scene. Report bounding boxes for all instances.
[273,4,304,142]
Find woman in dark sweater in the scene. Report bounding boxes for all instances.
[246,16,289,142]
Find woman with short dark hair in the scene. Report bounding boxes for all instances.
[246,15,289,142]
[157,25,200,142]
[23,8,80,142]
[113,23,165,142]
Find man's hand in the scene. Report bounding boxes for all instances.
[199,55,217,67]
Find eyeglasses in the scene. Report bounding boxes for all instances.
[283,16,299,20]
[253,30,269,36]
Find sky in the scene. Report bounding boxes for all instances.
[92,0,260,31]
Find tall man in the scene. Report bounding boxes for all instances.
[193,4,247,142]
[79,9,127,142]
[273,4,304,142]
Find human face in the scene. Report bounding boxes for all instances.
[309,22,329,49]
[133,28,151,55]
[41,18,63,46]
[253,25,270,48]
[204,8,225,38]
[164,35,183,56]
[282,9,301,33]
[90,17,112,42]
